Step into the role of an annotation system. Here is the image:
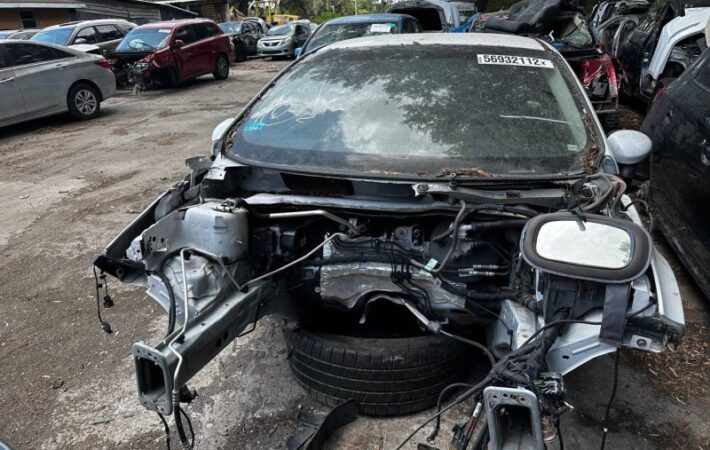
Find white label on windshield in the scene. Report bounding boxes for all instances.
[685,6,709,13]
[158,29,171,33]
[370,23,393,33]
[477,54,553,68]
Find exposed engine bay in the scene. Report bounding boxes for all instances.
[93,159,685,449]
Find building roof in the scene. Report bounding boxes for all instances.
[0,2,86,8]
[0,0,195,15]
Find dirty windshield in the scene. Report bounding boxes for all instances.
[265,25,292,36]
[305,22,399,52]
[116,28,171,52]
[229,45,598,178]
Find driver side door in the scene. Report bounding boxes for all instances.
[171,25,200,80]
[0,47,26,123]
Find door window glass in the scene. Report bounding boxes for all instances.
[175,25,198,44]
[192,23,213,41]
[204,22,219,36]
[4,43,72,67]
[74,27,98,44]
[0,49,6,69]
[96,25,123,41]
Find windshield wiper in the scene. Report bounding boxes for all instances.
[499,115,570,125]
[412,182,567,208]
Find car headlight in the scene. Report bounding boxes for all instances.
[283,37,292,45]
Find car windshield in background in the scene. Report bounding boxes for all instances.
[229,45,597,178]
[219,22,241,33]
[0,31,13,39]
[306,22,399,52]
[116,28,171,52]
[31,27,75,45]
[265,25,292,36]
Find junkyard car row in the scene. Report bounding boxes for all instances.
[1,2,709,449]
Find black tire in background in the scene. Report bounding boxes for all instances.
[67,83,100,120]
[285,328,472,416]
[213,53,230,80]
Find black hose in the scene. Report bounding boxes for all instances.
[599,351,620,450]
[156,270,177,337]
[467,219,528,232]
[428,382,475,440]
[395,376,493,450]
[157,412,171,450]
[430,200,467,274]
[439,330,496,366]
[520,319,603,347]
[174,405,195,449]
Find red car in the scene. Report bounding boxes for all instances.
[109,19,233,88]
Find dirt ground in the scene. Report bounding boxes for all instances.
[0,59,708,450]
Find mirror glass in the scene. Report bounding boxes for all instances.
[535,220,633,269]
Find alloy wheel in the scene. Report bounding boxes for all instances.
[74,89,97,116]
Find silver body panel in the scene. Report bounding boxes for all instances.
[0,40,115,128]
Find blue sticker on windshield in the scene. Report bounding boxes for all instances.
[244,122,264,132]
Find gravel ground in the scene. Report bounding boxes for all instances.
[0,58,708,450]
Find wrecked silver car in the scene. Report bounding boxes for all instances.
[93,34,685,449]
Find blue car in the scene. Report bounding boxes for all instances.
[296,13,422,56]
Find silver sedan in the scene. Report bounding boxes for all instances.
[0,40,116,128]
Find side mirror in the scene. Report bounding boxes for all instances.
[607,129,652,180]
[211,117,234,157]
[173,39,185,49]
[294,47,302,57]
[74,37,88,45]
[521,212,652,283]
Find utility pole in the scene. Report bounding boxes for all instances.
[355,0,358,14]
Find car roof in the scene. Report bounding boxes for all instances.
[136,18,215,29]
[320,32,545,51]
[325,13,411,24]
[42,19,134,30]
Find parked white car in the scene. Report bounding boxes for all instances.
[0,40,116,128]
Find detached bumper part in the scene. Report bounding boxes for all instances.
[132,281,272,415]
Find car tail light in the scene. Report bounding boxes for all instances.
[603,55,618,98]
[577,54,618,97]
[577,58,603,87]
[94,59,111,69]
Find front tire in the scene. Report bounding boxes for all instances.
[67,83,100,120]
[285,328,472,416]
[213,53,230,80]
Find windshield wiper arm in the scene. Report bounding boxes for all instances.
[499,115,570,125]
[412,182,566,208]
